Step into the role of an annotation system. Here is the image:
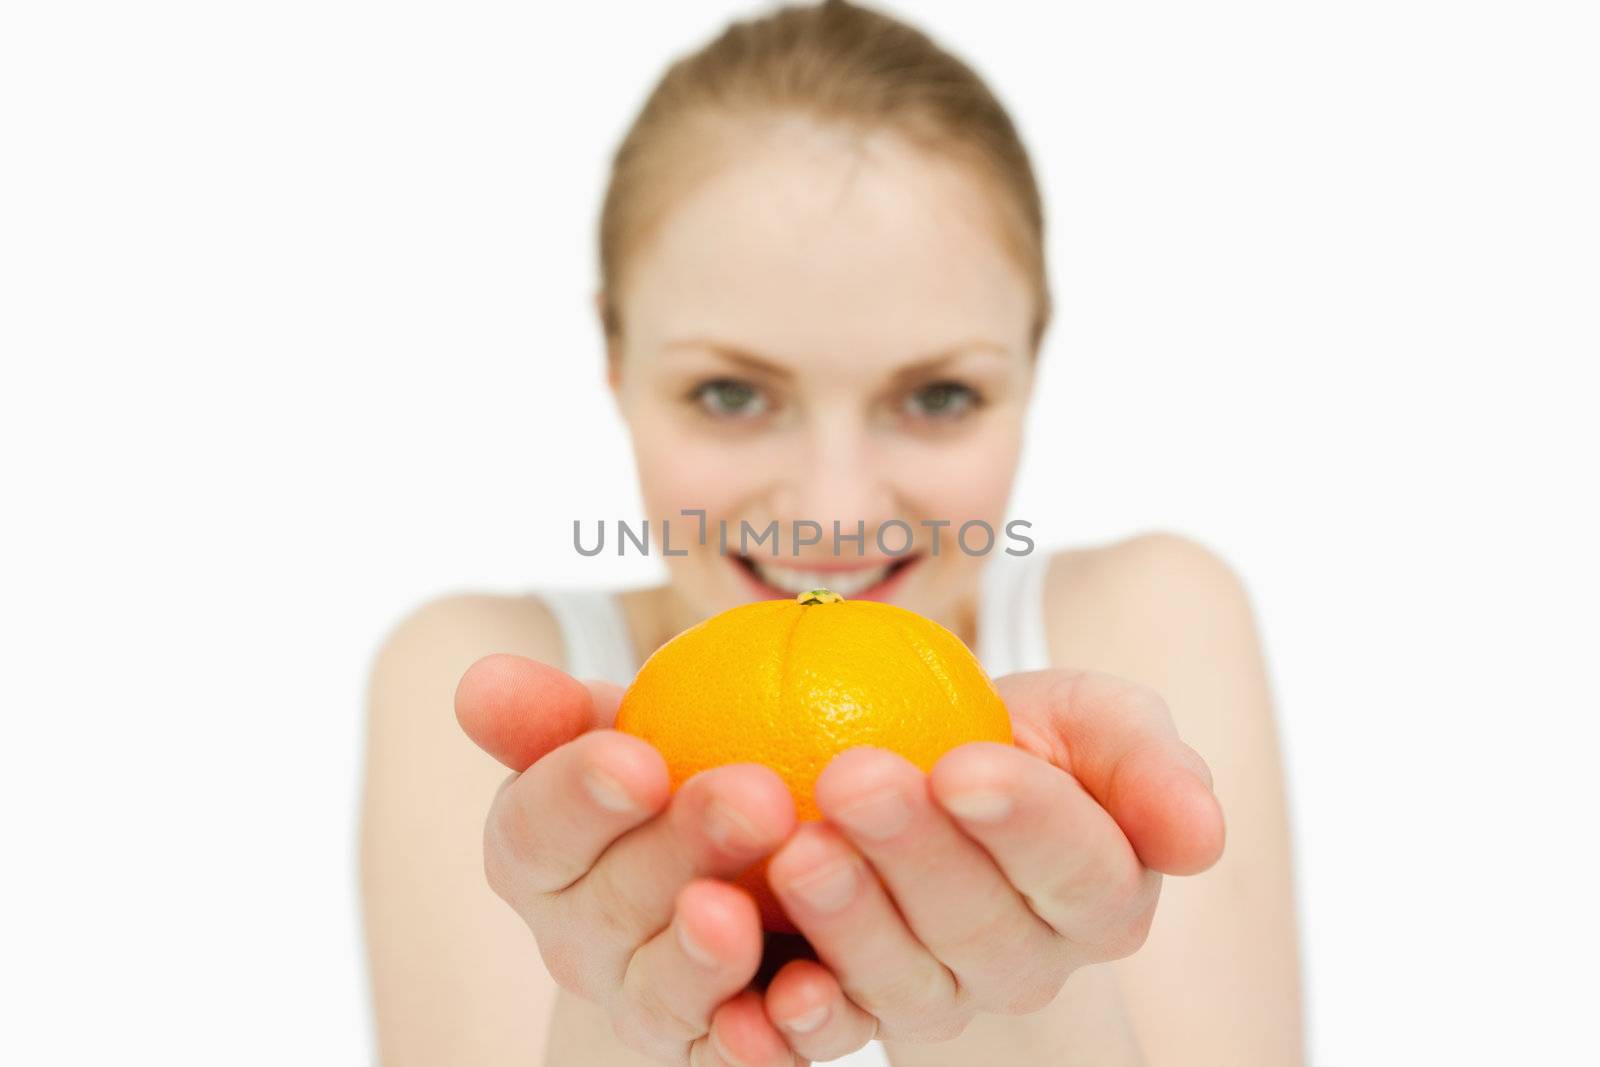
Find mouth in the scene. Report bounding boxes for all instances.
[731,552,922,602]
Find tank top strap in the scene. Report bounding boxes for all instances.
[533,587,639,687]
[974,548,1055,678]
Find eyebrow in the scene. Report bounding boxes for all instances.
[660,339,1013,381]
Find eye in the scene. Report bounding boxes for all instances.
[691,378,769,419]
[903,380,980,420]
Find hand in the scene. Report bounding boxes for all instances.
[456,653,809,1066]
[753,668,1226,1059]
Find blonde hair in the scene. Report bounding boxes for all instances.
[598,0,1051,350]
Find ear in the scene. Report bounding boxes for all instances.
[594,289,623,394]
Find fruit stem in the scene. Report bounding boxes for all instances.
[797,588,843,605]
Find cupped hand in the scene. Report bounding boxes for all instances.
[456,653,808,1067]
[755,668,1227,1058]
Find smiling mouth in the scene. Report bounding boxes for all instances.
[733,554,919,597]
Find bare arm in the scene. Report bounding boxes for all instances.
[1054,534,1304,1065]
[359,593,566,1065]
[881,963,1145,1066]
[883,533,1302,1066]
[363,597,801,1067]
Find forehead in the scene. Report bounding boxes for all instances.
[621,116,1034,366]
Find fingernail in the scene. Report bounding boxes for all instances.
[941,788,1013,822]
[782,1003,830,1034]
[581,766,637,813]
[1178,743,1216,793]
[833,788,911,841]
[704,800,763,852]
[787,859,859,914]
[675,916,718,969]
[708,1028,749,1067]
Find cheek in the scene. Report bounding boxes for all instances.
[628,413,769,520]
[889,422,1024,525]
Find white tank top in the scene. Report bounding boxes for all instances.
[533,549,1056,1066]
[538,549,1055,686]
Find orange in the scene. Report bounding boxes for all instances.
[614,588,1013,932]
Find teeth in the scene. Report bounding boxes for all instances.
[751,560,893,596]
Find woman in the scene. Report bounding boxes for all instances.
[360,2,1301,1063]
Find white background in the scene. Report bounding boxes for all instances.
[3,1,1597,1063]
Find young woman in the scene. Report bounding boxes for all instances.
[360,2,1302,1064]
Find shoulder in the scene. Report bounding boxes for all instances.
[1043,530,1254,633]
[369,591,567,686]
[364,591,570,746]
[1039,531,1267,715]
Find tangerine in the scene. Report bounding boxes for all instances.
[614,587,1013,932]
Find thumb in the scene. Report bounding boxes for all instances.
[454,652,623,771]
[998,669,1226,876]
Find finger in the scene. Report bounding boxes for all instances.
[1108,737,1226,876]
[485,729,671,899]
[766,822,962,1042]
[456,652,622,771]
[813,747,1067,1009]
[763,958,879,1062]
[565,763,798,990]
[695,989,802,1067]
[612,879,766,1060]
[585,676,625,725]
[998,669,1225,874]
[930,741,1160,957]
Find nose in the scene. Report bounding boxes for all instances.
[768,417,896,540]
